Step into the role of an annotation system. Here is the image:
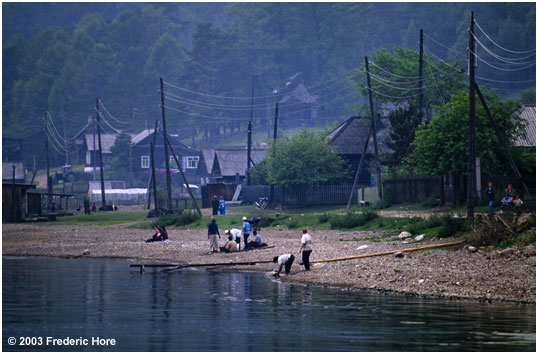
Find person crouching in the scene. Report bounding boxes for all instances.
[219,235,238,253]
[273,254,295,277]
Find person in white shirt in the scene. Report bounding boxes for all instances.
[224,229,242,251]
[298,228,313,270]
[273,254,295,277]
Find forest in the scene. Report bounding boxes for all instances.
[3,2,536,168]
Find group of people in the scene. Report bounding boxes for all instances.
[145,224,169,243]
[211,195,226,216]
[207,216,267,253]
[485,182,523,214]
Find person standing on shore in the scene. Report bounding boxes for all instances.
[219,195,226,215]
[211,195,219,216]
[207,218,221,252]
[298,228,313,270]
[485,182,495,214]
[242,216,250,249]
[273,254,295,277]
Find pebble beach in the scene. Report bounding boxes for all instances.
[2,221,535,304]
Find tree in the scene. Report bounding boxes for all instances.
[264,128,346,186]
[408,89,523,177]
[110,133,132,172]
[383,104,423,176]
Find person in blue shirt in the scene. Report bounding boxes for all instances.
[219,195,226,215]
[242,216,250,249]
[485,182,495,214]
[246,230,267,248]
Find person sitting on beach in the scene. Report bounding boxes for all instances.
[224,229,242,251]
[207,218,221,252]
[158,225,168,241]
[273,253,295,277]
[246,230,267,249]
[219,235,238,253]
[146,225,164,243]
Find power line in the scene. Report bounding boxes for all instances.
[473,34,536,64]
[475,76,535,84]
[98,99,132,125]
[423,33,466,59]
[474,20,536,55]
[468,47,536,72]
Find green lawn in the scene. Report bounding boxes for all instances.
[51,210,148,226]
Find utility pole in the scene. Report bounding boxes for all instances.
[96,99,107,211]
[364,57,383,200]
[269,102,279,206]
[150,142,158,214]
[62,110,70,165]
[418,29,424,114]
[467,11,476,218]
[45,112,52,208]
[347,120,373,209]
[92,115,97,181]
[160,77,172,211]
[245,73,259,186]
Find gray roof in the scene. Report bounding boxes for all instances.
[327,116,393,155]
[280,83,318,104]
[131,129,153,146]
[85,133,117,153]
[212,146,268,177]
[200,148,216,174]
[88,180,126,191]
[514,104,535,148]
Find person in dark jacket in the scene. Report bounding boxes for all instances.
[207,218,221,252]
[485,182,495,214]
[211,195,219,216]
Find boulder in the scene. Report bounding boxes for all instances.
[394,252,404,258]
[498,247,516,258]
[398,231,412,239]
[468,246,478,253]
[414,234,425,241]
[356,245,369,251]
[521,244,536,257]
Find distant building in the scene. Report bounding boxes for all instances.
[513,104,535,154]
[279,83,318,128]
[326,116,392,185]
[88,180,147,204]
[200,146,268,184]
[2,182,36,222]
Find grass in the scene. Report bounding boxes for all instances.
[49,210,148,226]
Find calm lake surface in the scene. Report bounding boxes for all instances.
[2,257,536,352]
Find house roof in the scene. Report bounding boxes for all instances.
[514,104,536,148]
[280,83,318,104]
[131,129,154,146]
[327,116,393,155]
[85,133,117,153]
[130,129,199,155]
[200,148,216,174]
[211,146,268,177]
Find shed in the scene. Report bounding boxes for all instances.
[210,146,268,184]
[2,182,36,222]
[513,104,536,150]
[327,116,393,184]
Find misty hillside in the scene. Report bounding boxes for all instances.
[3,2,535,168]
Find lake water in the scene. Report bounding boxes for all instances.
[2,257,536,351]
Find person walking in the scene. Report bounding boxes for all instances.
[298,228,313,270]
[211,195,219,216]
[242,216,251,249]
[485,182,495,214]
[207,218,221,252]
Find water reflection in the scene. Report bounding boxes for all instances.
[2,257,536,352]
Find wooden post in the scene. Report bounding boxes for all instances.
[474,83,530,197]
[467,11,476,218]
[12,164,16,221]
[96,99,107,211]
[166,138,202,216]
[418,29,424,114]
[364,57,383,200]
[245,73,258,186]
[160,77,172,211]
[347,120,373,209]
[269,102,279,206]
[44,112,52,209]
[150,142,158,214]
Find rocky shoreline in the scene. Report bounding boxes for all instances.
[2,223,535,304]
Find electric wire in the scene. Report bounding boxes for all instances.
[473,34,536,64]
[468,47,536,72]
[98,99,132,125]
[474,20,536,54]
[423,33,466,60]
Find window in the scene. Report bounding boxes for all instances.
[141,156,149,168]
[183,156,199,169]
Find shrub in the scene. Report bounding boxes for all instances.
[317,213,330,224]
[329,211,379,229]
[371,190,392,210]
[437,215,469,238]
[466,211,536,247]
[420,196,438,208]
[152,211,201,227]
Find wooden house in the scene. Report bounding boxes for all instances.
[2,182,36,222]
[130,129,202,184]
[326,116,393,185]
[514,104,536,154]
[200,146,268,184]
[278,83,318,128]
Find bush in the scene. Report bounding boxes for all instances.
[437,215,469,238]
[152,211,201,227]
[329,211,379,229]
[371,190,392,210]
[420,196,439,208]
[466,211,536,247]
[317,213,330,224]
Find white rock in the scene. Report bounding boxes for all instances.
[398,231,412,239]
[418,279,425,284]
[468,246,478,253]
[356,245,369,251]
[414,234,425,241]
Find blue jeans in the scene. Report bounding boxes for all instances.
[489,200,493,214]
